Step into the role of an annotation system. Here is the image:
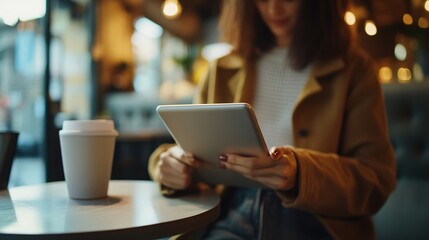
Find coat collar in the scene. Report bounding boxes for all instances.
[217,53,244,69]
[312,56,345,78]
[296,56,345,103]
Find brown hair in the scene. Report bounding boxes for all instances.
[219,0,351,70]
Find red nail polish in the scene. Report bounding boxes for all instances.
[272,150,280,160]
[219,154,228,162]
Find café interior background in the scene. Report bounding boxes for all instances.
[1,0,428,187]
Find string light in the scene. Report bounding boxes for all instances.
[394,43,407,61]
[413,63,424,82]
[379,67,393,83]
[162,0,182,19]
[403,13,413,25]
[418,17,429,28]
[397,68,412,82]
[344,11,356,25]
[425,0,429,12]
[365,20,377,36]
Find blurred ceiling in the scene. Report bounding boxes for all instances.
[119,0,428,42]
[120,0,220,42]
[122,0,220,19]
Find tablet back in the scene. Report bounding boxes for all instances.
[156,103,268,188]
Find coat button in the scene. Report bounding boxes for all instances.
[298,129,309,137]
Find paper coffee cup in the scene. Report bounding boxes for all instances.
[59,120,118,199]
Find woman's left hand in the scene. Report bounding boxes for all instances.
[219,147,297,191]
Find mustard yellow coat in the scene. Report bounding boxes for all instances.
[149,47,396,240]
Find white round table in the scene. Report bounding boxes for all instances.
[0,180,220,240]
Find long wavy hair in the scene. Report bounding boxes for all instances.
[219,0,351,70]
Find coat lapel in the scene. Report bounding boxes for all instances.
[217,54,251,103]
[296,57,345,106]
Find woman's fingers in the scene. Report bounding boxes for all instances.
[220,147,294,169]
[159,153,191,174]
[159,169,192,189]
[270,146,294,160]
[157,146,198,190]
[222,155,293,178]
[168,146,201,167]
[158,158,193,189]
[220,146,298,190]
[220,154,275,169]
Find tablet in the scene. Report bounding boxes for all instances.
[156,103,269,188]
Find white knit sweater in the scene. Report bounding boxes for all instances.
[253,47,312,148]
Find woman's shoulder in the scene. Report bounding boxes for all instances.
[313,45,377,82]
[343,44,376,68]
[213,53,245,69]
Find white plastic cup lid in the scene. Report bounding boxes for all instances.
[60,120,118,136]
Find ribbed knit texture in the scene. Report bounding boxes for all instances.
[253,47,311,148]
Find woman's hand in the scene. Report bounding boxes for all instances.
[157,145,201,190]
[219,147,298,191]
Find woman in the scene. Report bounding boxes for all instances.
[149,0,396,239]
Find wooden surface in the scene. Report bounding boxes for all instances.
[0,180,220,240]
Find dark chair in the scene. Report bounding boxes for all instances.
[0,131,19,190]
[373,82,429,240]
[105,93,177,180]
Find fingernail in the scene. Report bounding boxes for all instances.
[219,154,228,162]
[272,150,281,160]
[219,162,226,169]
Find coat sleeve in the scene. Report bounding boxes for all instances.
[277,52,396,218]
[147,60,214,196]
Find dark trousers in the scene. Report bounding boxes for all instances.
[203,188,332,240]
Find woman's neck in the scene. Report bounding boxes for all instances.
[276,36,291,48]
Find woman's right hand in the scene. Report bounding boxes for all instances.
[157,145,201,190]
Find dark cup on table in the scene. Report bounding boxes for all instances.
[0,131,19,190]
